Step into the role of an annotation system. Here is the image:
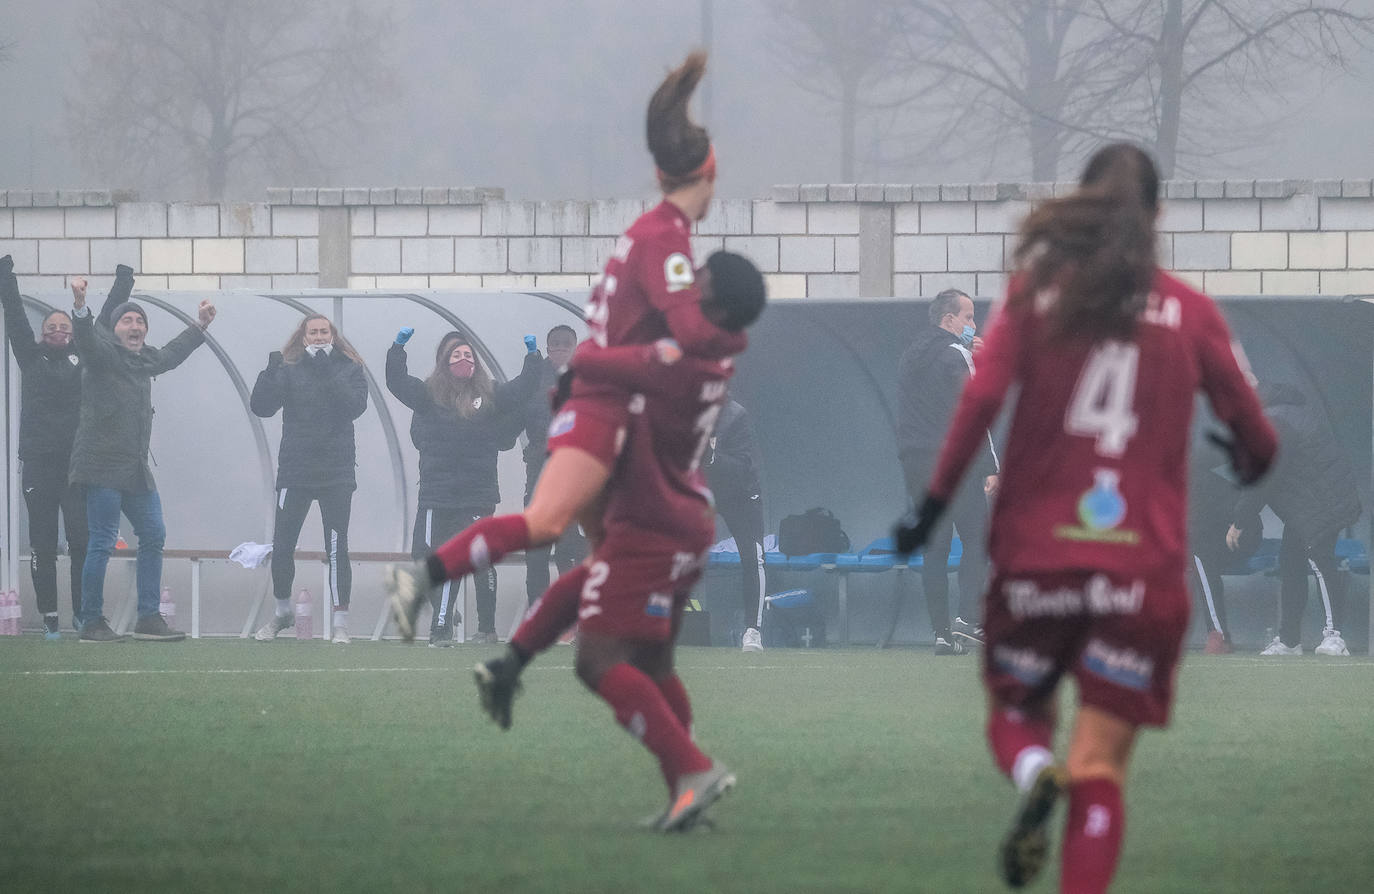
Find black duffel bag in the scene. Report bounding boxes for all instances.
[777,507,850,556]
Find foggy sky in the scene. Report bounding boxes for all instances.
[3,0,1373,200]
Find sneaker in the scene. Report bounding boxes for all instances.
[1259,636,1302,656]
[43,616,61,641]
[741,627,763,653]
[428,625,456,648]
[468,630,498,645]
[1204,630,1232,654]
[79,617,129,643]
[1000,764,1068,888]
[331,626,351,645]
[254,614,294,641]
[952,617,985,647]
[934,636,965,655]
[1314,628,1349,657]
[384,562,430,643]
[474,652,523,730]
[658,761,736,833]
[132,614,186,642]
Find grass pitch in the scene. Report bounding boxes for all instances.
[2,639,1371,893]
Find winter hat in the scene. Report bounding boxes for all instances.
[110,301,148,329]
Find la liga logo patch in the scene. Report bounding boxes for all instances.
[664,252,694,293]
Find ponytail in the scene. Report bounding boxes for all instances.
[646,51,713,191]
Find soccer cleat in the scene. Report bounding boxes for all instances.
[1204,630,1232,654]
[952,617,985,647]
[331,626,351,645]
[385,562,430,643]
[999,764,1067,889]
[658,761,736,833]
[132,614,186,642]
[934,636,965,656]
[474,653,523,730]
[43,616,61,641]
[1314,628,1349,657]
[254,614,294,641]
[741,627,763,653]
[79,617,129,643]
[1259,636,1302,656]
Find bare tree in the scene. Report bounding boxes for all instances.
[66,0,397,199]
[1091,0,1374,177]
[766,0,911,180]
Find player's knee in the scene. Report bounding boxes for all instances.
[523,508,566,547]
[1066,756,1127,785]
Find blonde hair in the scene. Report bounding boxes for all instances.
[281,314,364,365]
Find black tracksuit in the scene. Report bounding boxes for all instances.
[520,356,587,606]
[704,399,767,629]
[250,347,369,609]
[896,325,999,638]
[387,343,540,634]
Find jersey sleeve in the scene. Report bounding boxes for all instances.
[636,228,745,357]
[1192,296,1278,479]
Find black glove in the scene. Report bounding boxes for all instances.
[551,367,574,413]
[115,263,134,279]
[268,351,284,369]
[1207,431,1266,486]
[0,254,13,275]
[892,494,949,557]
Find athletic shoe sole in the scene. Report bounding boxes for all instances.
[473,661,520,730]
[131,632,186,641]
[999,765,1067,888]
[952,630,985,647]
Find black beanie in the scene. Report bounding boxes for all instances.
[110,301,148,329]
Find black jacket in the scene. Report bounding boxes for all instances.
[896,325,997,477]
[251,348,369,490]
[2,265,83,462]
[386,344,541,510]
[521,356,562,474]
[1234,383,1361,544]
[68,306,205,493]
[705,399,762,502]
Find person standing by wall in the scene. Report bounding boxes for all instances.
[251,314,368,644]
[896,288,999,654]
[70,274,216,642]
[703,395,768,652]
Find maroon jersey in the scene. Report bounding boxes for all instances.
[931,270,1276,578]
[571,343,737,548]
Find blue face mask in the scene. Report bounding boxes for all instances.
[959,325,976,346]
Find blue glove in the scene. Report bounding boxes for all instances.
[524,334,537,353]
[395,327,414,345]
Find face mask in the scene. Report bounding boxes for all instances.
[450,357,475,379]
[959,325,976,346]
[43,331,73,348]
[305,343,333,357]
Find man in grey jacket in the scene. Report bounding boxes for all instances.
[70,277,216,642]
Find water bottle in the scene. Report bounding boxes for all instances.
[294,588,313,640]
[159,586,175,620]
[2,590,18,636]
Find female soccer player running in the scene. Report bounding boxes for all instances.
[893,143,1276,893]
[385,50,741,636]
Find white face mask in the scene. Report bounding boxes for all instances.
[305,343,333,357]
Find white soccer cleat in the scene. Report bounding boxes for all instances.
[741,627,763,653]
[657,761,736,833]
[1259,636,1302,656]
[1314,628,1349,657]
[254,614,293,641]
[331,626,351,645]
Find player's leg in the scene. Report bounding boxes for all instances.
[1058,707,1137,894]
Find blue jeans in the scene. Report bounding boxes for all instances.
[80,486,166,624]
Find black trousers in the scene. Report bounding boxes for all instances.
[717,494,767,628]
[901,452,990,638]
[22,457,86,618]
[1188,516,1233,639]
[271,485,354,609]
[413,505,498,634]
[1278,525,1345,647]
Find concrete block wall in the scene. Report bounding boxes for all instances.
[2,179,1372,298]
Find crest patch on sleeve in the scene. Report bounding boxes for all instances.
[664,252,695,293]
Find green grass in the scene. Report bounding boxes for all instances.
[2,639,1371,893]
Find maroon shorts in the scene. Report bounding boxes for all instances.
[577,532,707,642]
[981,569,1189,727]
[545,394,631,470]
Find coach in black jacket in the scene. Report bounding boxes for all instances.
[387,328,540,645]
[896,289,999,653]
[250,314,368,644]
[704,396,769,652]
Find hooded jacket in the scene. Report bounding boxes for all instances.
[251,347,369,491]
[2,263,84,462]
[896,324,998,478]
[386,339,541,510]
[704,398,762,503]
[1234,383,1361,544]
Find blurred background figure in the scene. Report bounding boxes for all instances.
[703,393,767,652]
[387,327,541,645]
[1186,433,1260,654]
[251,315,368,645]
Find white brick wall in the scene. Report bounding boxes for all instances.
[14,208,64,238]
[401,237,455,274]
[919,202,976,234]
[38,239,88,274]
[168,204,219,237]
[894,236,946,272]
[246,239,298,274]
[429,206,482,236]
[192,238,245,274]
[375,206,428,236]
[1230,232,1287,270]
[64,207,116,238]
[1289,233,1345,270]
[141,239,193,274]
[780,236,834,272]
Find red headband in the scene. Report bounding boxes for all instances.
[657,144,716,188]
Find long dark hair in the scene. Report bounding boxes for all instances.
[1010,143,1159,340]
[646,51,712,192]
[425,331,493,419]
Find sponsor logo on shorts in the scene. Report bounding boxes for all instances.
[1004,575,1144,619]
[992,645,1053,686]
[1080,639,1153,692]
[548,409,576,439]
[645,592,672,618]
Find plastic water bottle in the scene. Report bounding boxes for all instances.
[294,588,313,640]
[2,590,18,636]
[159,586,175,620]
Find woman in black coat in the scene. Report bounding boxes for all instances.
[387,327,540,645]
[250,314,368,644]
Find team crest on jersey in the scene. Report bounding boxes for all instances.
[1053,468,1140,545]
[664,253,694,292]
[69,355,80,366]
[644,592,672,618]
[471,396,482,411]
[548,409,576,439]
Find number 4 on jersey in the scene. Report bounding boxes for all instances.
[1065,341,1140,457]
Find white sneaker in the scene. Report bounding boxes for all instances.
[1259,636,1302,656]
[1314,628,1349,657]
[741,627,763,653]
[331,626,351,645]
[254,614,293,641]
